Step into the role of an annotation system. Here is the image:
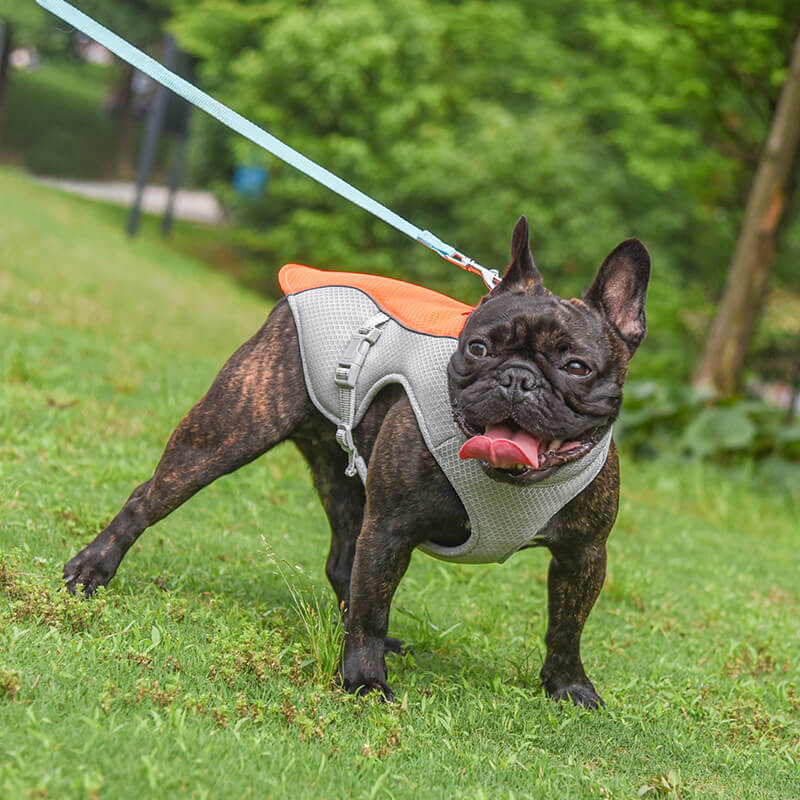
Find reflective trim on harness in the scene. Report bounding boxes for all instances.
[334,312,390,479]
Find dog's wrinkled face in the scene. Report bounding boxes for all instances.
[449,216,650,484]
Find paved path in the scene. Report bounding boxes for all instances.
[34,177,224,225]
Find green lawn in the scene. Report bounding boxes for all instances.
[1,167,798,799]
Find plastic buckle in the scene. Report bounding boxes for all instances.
[336,424,355,453]
[335,424,359,477]
[335,325,384,389]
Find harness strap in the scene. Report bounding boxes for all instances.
[334,312,390,480]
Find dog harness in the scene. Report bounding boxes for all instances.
[280,265,612,564]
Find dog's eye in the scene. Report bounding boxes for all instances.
[563,360,591,376]
[467,340,488,358]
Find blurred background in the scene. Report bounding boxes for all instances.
[1,0,798,486]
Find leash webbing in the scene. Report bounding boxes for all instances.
[35,0,501,290]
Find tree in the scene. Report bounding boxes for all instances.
[693,31,800,395]
[171,0,799,312]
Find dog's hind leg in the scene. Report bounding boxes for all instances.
[64,301,313,595]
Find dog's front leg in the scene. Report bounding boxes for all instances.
[340,397,466,700]
[539,538,608,709]
[537,448,620,709]
[341,514,416,701]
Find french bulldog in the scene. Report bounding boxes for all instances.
[64,216,650,708]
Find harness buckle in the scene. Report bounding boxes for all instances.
[335,323,386,389]
[335,424,362,478]
[335,424,355,455]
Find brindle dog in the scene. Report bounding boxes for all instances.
[64,216,649,708]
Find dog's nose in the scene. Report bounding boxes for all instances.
[499,365,536,398]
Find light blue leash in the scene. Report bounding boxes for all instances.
[34,0,501,290]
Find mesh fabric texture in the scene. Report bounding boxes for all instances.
[284,273,611,564]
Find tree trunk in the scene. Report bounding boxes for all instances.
[693,32,800,396]
[0,21,13,137]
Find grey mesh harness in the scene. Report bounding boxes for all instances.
[286,284,612,564]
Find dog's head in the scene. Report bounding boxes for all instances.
[448,216,650,484]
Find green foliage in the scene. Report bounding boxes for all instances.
[0,1,69,54]
[618,379,800,489]
[2,168,799,798]
[171,0,800,302]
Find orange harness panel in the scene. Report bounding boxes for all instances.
[279,264,474,339]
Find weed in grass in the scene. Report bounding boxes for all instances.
[360,725,403,760]
[722,696,799,750]
[393,604,462,653]
[0,668,21,701]
[135,678,181,708]
[722,642,779,681]
[504,647,545,690]
[207,625,292,688]
[52,503,109,542]
[787,686,800,713]
[0,551,109,634]
[261,536,344,689]
[638,769,681,798]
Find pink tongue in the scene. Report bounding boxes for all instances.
[459,424,543,469]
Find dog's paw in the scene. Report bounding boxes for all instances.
[543,678,605,710]
[342,666,395,701]
[342,642,395,701]
[63,544,119,597]
[353,680,395,702]
[384,636,412,656]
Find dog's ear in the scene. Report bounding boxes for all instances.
[489,216,546,297]
[583,238,650,355]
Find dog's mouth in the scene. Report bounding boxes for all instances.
[457,419,599,483]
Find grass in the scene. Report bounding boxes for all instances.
[1,165,799,798]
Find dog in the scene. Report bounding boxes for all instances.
[64,216,649,708]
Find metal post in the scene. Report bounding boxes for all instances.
[127,34,177,237]
[161,102,192,238]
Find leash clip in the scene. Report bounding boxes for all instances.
[416,230,501,290]
[447,251,502,290]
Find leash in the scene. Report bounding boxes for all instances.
[35,0,502,290]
